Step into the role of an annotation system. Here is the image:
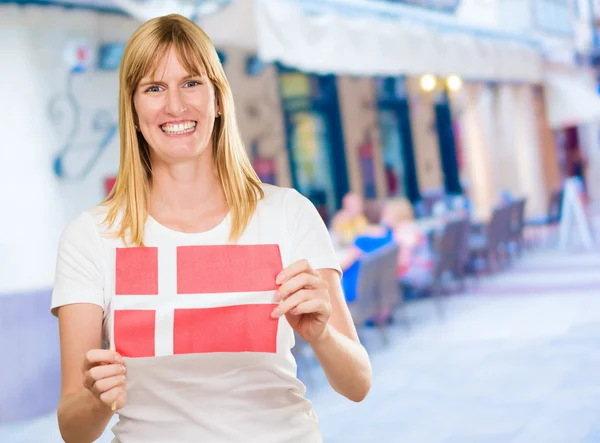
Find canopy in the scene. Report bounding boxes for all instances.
[544,73,600,129]
[201,0,542,81]
[2,0,543,81]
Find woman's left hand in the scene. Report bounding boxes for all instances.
[271,259,331,344]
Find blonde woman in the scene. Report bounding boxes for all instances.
[51,14,370,443]
[381,198,433,293]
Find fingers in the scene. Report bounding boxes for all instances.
[273,290,328,318]
[84,363,126,388]
[83,349,123,371]
[81,349,128,411]
[91,374,127,397]
[276,259,317,285]
[99,386,126,408]
[274,272,327,302]
[291,299,329,317]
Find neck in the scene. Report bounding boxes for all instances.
[148,156,228,222]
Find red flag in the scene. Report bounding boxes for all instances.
[113,245,282,358]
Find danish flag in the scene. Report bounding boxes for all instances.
[112,245,283,358]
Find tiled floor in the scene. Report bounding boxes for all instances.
[2,248,600,443]
[308,248,600,443]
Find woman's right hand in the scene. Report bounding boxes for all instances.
[82,350,127,411]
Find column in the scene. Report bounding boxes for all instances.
[406,76,444,194]
[513,85,548,217]
[457,83,498,220]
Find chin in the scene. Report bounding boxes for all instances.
[162,144,208,161]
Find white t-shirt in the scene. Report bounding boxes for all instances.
[51,184,342,443]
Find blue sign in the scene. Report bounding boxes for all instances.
[98,43,126,71]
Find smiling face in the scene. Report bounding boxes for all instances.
[133,46,219,164]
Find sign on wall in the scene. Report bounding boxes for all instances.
[63,39,93,73]
[98,43,126,71]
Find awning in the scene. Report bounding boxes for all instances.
[110,0,543,81]
[544,74,600,129]
[1,0,543,81]
[247,0,542,81]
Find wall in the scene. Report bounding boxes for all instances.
[222,47,290,187]
[498,0,577,64]
[454,83,547,218]
[571,0,594,54]
[0,6,139,292]
[497,0,533,32]
[532,86,562,199]
[455,0,501,28]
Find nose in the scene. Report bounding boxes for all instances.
[165,88,186,116]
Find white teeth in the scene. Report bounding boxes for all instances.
[161,121,196,134]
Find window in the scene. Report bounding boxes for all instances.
[533,0,574,34]
[572,0,581,19]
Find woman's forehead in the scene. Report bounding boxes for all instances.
[141,46,207,82]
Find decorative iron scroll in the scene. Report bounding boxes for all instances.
[49,72,118,180]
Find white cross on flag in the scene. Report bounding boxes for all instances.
[112,244,283,358]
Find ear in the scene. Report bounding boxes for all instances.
[213,85,222,117]
[131,100,140,129]
[214,98,221,117]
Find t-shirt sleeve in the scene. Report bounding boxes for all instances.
[51,212,105,317]
[284,189,342,277]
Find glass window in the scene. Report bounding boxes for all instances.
[289,112,337,220]
[279,71,346,222]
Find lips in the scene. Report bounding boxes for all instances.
[160,121,197,135]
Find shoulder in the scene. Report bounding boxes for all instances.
[61,209,99,239]
[258,184,311,212]
[60,205,115,243]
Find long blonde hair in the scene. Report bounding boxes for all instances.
[382,197,415,226]
[102,14,263,245]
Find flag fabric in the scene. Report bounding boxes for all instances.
[112,244,283,358]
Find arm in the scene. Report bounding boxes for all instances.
[273,263,372,402]
[56,304,125,443]
[310,269,371,402]
[279,190,371,400]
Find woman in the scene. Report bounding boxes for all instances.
[51,14,371,443]
[382,198,433,294]
[330,192,369,246]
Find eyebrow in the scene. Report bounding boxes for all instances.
[139,74,202,88]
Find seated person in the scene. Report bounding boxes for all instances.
[339,197,436,302]
[331,192,369,246]
[340,226,394,303]
[381,198,433,296]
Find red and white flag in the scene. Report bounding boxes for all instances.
[111,244,283,358]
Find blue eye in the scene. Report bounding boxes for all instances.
[146,85,161,93]
[184,81,200,88]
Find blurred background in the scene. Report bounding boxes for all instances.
[1,0,600,442]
